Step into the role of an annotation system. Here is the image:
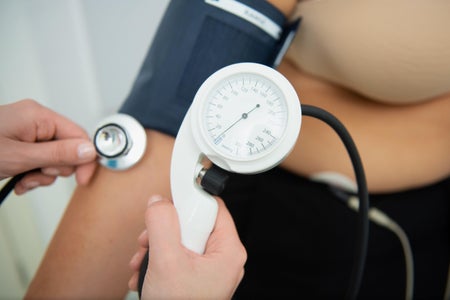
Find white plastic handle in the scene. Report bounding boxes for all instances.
[170,108,218,254]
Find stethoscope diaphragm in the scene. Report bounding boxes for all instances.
[93,113,146,170]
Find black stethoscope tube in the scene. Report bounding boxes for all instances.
[301,104,370,300]
[0,170,36,206]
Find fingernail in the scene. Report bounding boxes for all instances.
[78,143,96,160]
[24,181,40,190]
[148,195,163,206]
[42,167,60,176]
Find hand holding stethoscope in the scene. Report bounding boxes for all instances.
[0,99,97,197]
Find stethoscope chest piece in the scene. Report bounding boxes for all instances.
[93,113,146,170]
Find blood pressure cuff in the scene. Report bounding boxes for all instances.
[120,0,296,137]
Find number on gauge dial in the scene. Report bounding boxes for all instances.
[202,73,288,160]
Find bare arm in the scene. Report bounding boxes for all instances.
[25,130,173,299]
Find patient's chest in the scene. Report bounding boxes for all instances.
[286,0,450,104]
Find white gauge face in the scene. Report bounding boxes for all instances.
[190,62,301,174]
[202,72,288,160]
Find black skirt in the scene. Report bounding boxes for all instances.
[222,167,450,299]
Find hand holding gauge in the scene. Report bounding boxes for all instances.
[172,63,301,253]
[169,62,301,252]
[137,62,301,297]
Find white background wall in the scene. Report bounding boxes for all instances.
[0,1,169,298]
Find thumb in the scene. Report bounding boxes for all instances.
[21,139,97,169]
[145,195,183,258]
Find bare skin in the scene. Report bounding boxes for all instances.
[278,59,450,193]
[0,99,97,192]
[25,130,174,299]
[128,196,246,300]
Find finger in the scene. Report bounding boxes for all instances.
[231,269,246,295]
[74,162,98,185]
[14,172,57,195]
[41,166,76,177]
[205,198,247,265]
[47,110,90,140]
[12,100,90,142]
[129,247,149,271]
[128,272,139,291]
[34,102,90,141]
[138,229,149,248]
[17,139,96,171]
[128,230,150,292]
[145,195,182,257]
[208,198,247,291]
[207,197,241,246]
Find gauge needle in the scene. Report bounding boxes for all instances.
[214,104,260,144]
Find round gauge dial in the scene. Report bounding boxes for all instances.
[202,72,288,160]
[191,63,301,174]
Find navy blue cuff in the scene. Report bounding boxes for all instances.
[120,0,288,137]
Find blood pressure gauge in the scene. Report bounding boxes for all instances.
[171,62,301,254]
[190,62,301,174]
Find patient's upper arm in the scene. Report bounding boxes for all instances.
[25,130,174,299]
